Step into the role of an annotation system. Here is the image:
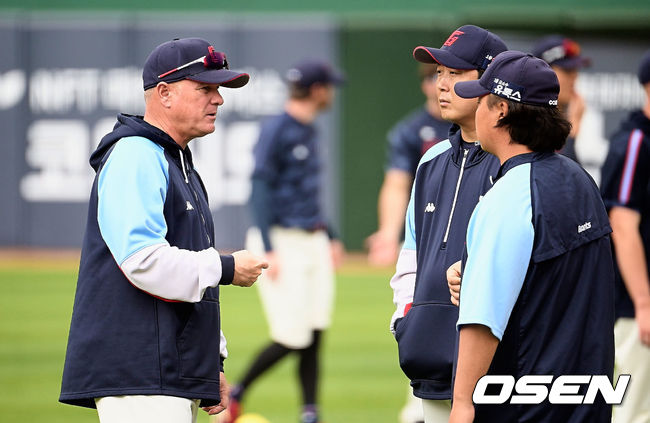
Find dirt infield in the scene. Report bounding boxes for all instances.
[0,248,392,274]
[0,248,81,269]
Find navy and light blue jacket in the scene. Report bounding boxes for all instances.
[390,125,500,399]
[251,111,331,251]
[60,114,235,409]
[386,106,451,176]
[459,152,615,422]
[600,110,650,319]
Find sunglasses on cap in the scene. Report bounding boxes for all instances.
[541,39,581,64]
[158,46,229,79]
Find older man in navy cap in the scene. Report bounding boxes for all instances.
[600,49,650,423]
[59,38,268,423]
[448,51,615,423]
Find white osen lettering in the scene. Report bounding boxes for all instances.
[473,374,631,405]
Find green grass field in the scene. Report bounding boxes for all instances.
[0,253,408,423]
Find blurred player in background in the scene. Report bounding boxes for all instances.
[600,49,650,423]
[224,59,345,423]
[532,35,591,163]
[366,63,451,270]
[389,25,506,423]
[449,50,614,423]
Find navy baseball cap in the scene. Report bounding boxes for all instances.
[454,50,560,107]
[532,35,591,70]
[285,59,345,88]
[638,50,650,85]
[413,25,508,71]
[142,38,249,90]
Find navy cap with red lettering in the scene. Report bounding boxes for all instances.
[454,50,560,107]
[413,25,508,71]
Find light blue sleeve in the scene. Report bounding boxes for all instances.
[457,163,534,341]
[97,136,170,265]
[403,182,418,250]
[402,140,451,250]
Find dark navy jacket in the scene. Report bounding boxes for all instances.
[60,114,234,408]
[391,126,500,399]
[385,106,451,176]
[250,112,329,251]
[459,152,615,422]
[600,110,650,319]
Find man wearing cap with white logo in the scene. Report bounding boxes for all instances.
[59,38,268,423]
[532,35,591,163]
[448,50,615,422]
[600,49,650,423]
[224,59,345,423]
[388,25,506,422]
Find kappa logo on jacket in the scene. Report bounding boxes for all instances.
[424,202,436,213]
[186,201,194,211]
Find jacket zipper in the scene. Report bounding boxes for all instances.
[441,148,468,249]
[180,150,212,245]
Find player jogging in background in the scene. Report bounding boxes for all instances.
[225,59,345,423]
[388,25,506,423]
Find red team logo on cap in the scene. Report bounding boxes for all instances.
[444,30,465,46]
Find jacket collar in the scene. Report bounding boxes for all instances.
[495,151,554,182]
[623,110,650,136]
[448,124,490,167]
[90,114,192,172]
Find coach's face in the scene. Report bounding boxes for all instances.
[475,95,495,153]
[475,94,508,157]
[436,65,480,128]
[168,79,224,144]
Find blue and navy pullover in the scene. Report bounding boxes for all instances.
[60,114,234,408]
[600,110,650,319]
[391,125,500,399]
[459,152,615,422]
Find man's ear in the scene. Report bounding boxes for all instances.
[156,82,173,108]
[497,98,509,120]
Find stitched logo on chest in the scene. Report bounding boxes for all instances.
[186,201,194,211]
[424,202,436,213]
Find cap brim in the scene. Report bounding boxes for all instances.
[330,72,346,86]
[188,69,250,88]
[413,46,475,70]
[552,56,591,70]
[454,80,490,99]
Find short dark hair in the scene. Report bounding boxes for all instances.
[288,83,311,99]
[487,94,571,152]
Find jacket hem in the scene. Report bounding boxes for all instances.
[59,388,220,409]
